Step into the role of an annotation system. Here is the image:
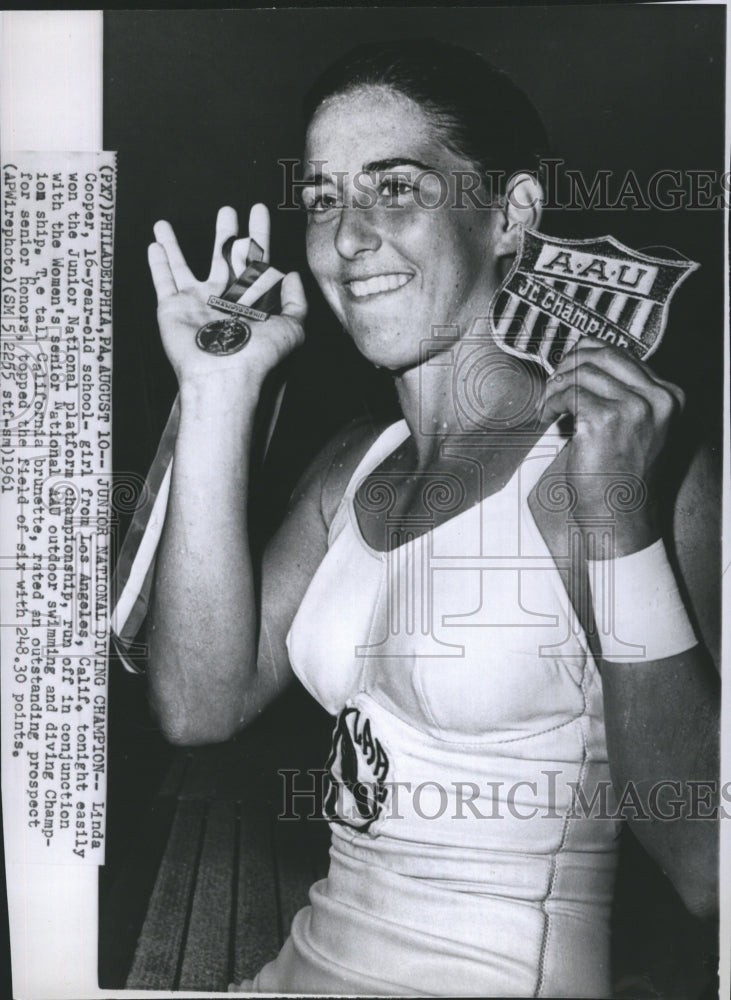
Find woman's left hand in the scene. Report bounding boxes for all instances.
[542,338,685,556]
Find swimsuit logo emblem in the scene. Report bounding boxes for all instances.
[323,706,390,833]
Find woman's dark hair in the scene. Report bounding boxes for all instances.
[303,38,551,195]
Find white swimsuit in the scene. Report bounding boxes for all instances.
[241,421,620,997]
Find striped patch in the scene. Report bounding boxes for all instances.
[488,228,698,374]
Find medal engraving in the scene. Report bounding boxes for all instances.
[206,296,269,322]
[195,318,251,356]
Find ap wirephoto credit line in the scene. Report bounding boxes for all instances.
[1,5,728,999]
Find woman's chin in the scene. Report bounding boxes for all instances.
[345,326,421,372]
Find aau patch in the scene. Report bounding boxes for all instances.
[488,228,698,374]
[323,706,390,834]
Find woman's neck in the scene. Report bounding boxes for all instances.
[392,340,547,469]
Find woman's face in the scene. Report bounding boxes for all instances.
[303,86,505,371]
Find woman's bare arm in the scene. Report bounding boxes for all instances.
[148,398,360,745]
[149,407,380,745]
[543,341,721,920]
[599,442,720,919]
[142,203,314,745]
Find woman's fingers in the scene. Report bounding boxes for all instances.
[228,237,252,278]
[556,338,670,392]
[208,206,240,286]
[543,381,614,431]
[153,220,196,290]
[550,339,685,413]
[207,205,270,287]
[248,203,270,262]
[148,242,178,301]
[280,272,307,323]
[544,367,652,428]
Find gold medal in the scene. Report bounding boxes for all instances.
[195,317,251,355]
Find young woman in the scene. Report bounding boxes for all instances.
[145,41,719,997]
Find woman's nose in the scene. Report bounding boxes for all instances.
[334,206,382,259]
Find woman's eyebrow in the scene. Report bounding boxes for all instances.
[300,158,438,186]
[362,158,436,174]
[301,168,330,186]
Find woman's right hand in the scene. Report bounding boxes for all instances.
[148,203,307,392]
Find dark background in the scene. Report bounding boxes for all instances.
[105,3,726,480]
[99,4,724,996]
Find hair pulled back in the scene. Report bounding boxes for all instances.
[303,38,551,193]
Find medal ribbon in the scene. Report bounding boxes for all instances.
[110,241,286,673]
[207,236,284,320]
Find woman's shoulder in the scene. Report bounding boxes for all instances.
[317,416,396,528]
[281,417,395,540]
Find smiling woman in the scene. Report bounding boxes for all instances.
[140,37,720,998]
[300,42,548,374]
[303,87,505,370]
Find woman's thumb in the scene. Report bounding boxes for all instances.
[280,271,307,323]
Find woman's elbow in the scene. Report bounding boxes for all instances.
[677,877,718,922]
[150,692,239,747]
[669,855,718,922]
[158,715,238,747]
[679,894,717,923]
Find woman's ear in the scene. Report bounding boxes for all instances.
[493,172,544,257]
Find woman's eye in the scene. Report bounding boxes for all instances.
[302,191,340,215]
[377,176,415,202]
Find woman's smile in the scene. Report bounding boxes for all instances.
[345,272,415,299]
[303,85,503,369]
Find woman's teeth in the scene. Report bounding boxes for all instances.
[348,273,413,298]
